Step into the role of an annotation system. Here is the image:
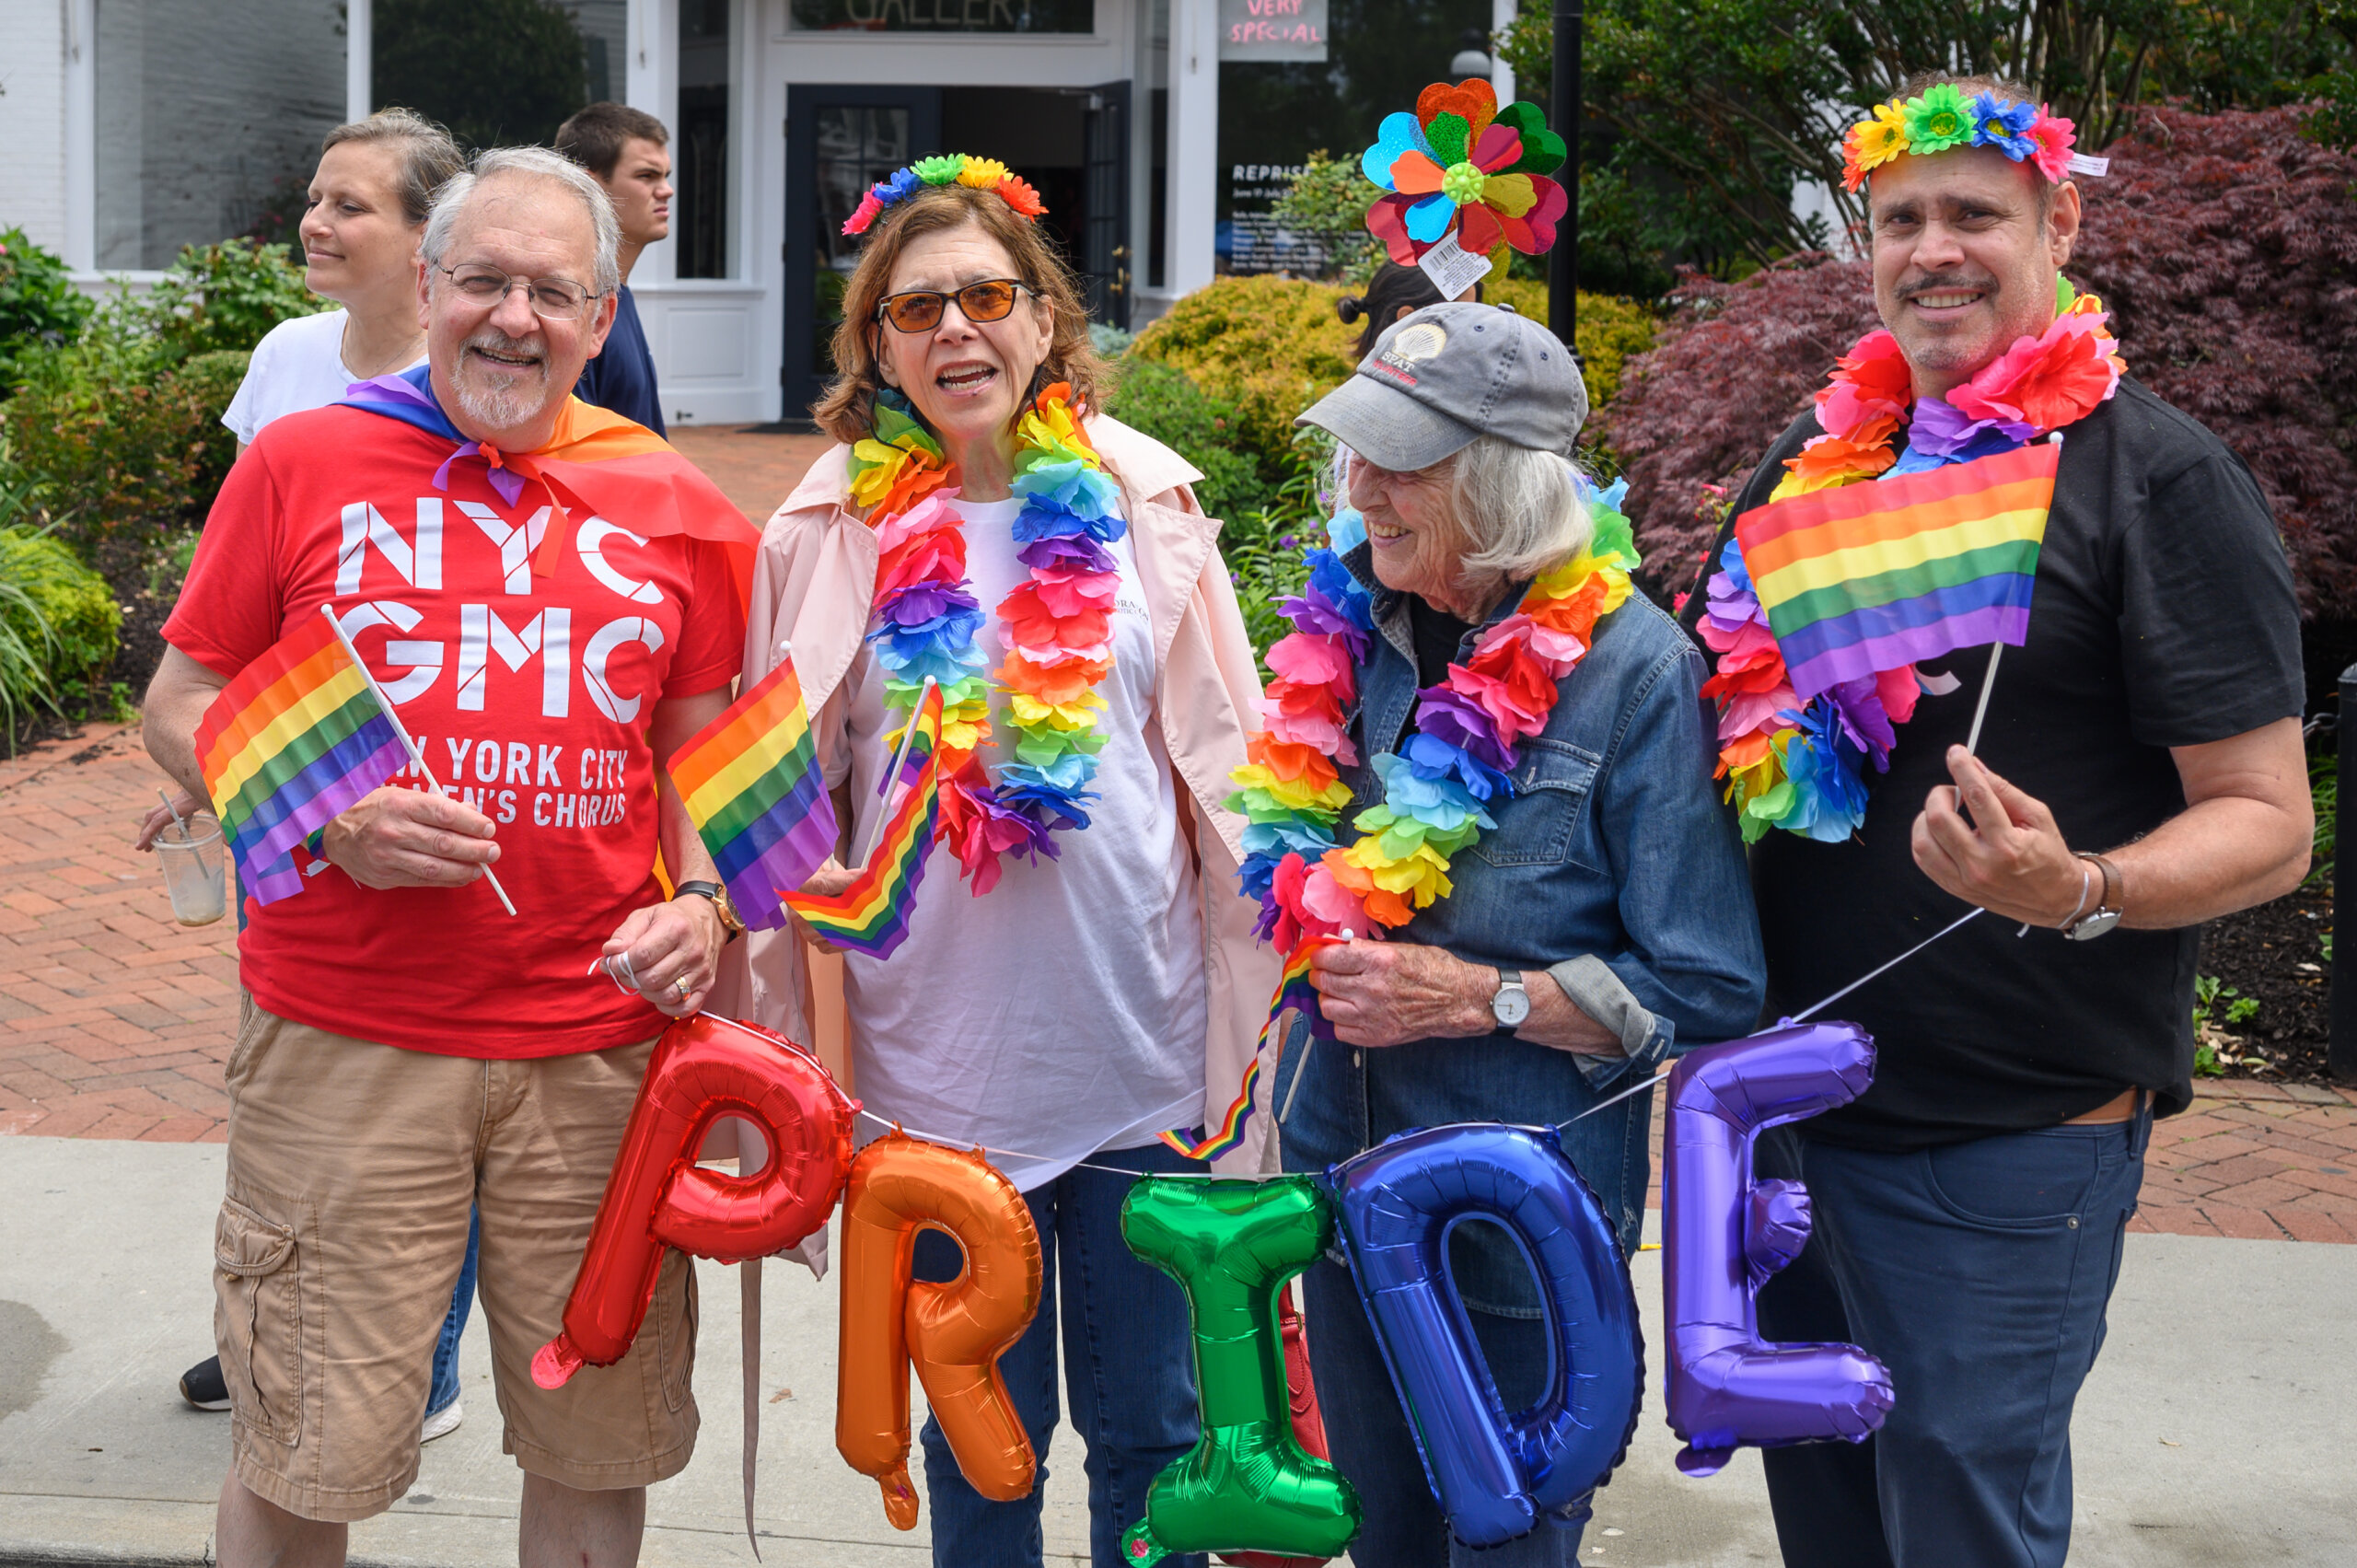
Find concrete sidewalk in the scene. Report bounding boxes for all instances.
[3,1137,2352,1566]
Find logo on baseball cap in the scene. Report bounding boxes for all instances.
[1297,302,1587,471]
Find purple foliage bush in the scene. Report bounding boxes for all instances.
[1598,104,2357,622]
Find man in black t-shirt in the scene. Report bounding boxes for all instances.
[1678,72,2313,1568]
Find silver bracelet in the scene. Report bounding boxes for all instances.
[2059,859,2094,928]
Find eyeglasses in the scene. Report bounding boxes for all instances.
[874,279,1031,333]
[436,263,602,320]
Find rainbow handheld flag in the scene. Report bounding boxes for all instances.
[1734,441,2060,701]
[670,655,842,933]
[1160,936,1337,1162]
[779,684,945,958]
[194,610,409,906]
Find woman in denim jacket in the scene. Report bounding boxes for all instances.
[1272,303,1766,1567]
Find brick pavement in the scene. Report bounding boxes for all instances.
[664,424,833,523]
[6,714,2354,1244]
[0,722,236,1144]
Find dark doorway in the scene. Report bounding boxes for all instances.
[784,86,942,424]
[783,83,1131,424]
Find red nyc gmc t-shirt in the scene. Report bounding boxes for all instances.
[163,406,744,1057]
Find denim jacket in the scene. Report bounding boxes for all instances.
[1276,546,1765,1297]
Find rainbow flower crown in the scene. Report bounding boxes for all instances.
[1841,84,2079,192]
[842,154,1047,238]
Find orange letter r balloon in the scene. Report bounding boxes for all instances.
[836,1132,1044,1528]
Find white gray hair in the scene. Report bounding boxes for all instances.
[1444,435,1592,580]
[420,145,621,297]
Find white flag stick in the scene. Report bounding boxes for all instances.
[850,675,938,871]
[319,603,518,918]
[1962,642,2004,757]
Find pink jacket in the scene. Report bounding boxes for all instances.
[708,414,1285,1172]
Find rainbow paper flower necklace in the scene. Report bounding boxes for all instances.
[1229,480,1640,947]
[1695,282,2126,842]
[849,382,1128,894]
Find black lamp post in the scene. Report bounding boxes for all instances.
[1548,0,1581,348]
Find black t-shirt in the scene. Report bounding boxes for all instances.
[575,285,667,436]
[1679,378,2304,1150]
[1409,596,1477,686]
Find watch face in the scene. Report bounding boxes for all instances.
[1493,988,1531,1027]
[2066,909,2122,941]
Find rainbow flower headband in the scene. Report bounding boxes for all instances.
[842,154,1048,237]
[1841,86,2083,192]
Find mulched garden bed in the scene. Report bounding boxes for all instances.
[2198,876,2337,1084]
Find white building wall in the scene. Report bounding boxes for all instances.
[0,3,72,254]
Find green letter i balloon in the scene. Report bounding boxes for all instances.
[1119,1175,1362,1565]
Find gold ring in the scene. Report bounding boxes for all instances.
[674,977,691,1002]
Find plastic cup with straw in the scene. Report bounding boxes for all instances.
[152,786,226,926]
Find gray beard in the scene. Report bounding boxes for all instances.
[451,340,552,431]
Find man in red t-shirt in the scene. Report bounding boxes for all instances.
[144,147,749,1566]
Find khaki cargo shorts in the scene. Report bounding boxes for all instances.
[215,996,698,1523]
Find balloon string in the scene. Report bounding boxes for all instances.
[1557,903,1988,1129]
[853,1107,1264,1182]
[1785,907,1985,1024]
[829,909,1993,1176]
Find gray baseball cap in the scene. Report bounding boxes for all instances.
[1297,301,1588,470]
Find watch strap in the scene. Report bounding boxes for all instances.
[1492,968,1527,1035]
[2083,853,2122,916]
[675,879,745,941]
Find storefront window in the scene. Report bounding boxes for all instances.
[808,105,914,376]
[374,0,615,150]
[95,0,346,271]
[791,0,1096,33]
[1216,0,1490,273]
[678,0,734,278]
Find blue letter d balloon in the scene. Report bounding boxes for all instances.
[1663,1021,1895,1477]
[1329,1123,1643,1549]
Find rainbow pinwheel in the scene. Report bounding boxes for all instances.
[1360,78,1569,263]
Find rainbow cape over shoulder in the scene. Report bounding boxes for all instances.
[337,367,761,612]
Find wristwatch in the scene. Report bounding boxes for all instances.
[1491,968,1530,1033]
[2061,854,2123,942]
[675,879,745,943]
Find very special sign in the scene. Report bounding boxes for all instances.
[1218,0,1328,61]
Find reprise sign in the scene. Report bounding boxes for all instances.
[1217,0,1328,62]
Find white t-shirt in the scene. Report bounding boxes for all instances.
[221,309,425,443]
[835,495,1209,1189]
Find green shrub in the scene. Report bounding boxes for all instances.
[4,348,251,551]
[1132,276,1364,468]
[0,526,121,748]
[134,239,328,359]
[1103,358,1268,523]
[0,229,93,398]
[1136,274,1657,466]
[1,236,316,549]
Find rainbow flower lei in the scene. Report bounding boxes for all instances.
[842,154,1048,238]
[848,382,1127,894]
[1841,86,2079,192]
[1696,281,2126,842]
[1230,478,1640,947]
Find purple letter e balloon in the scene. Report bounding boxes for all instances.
[1663,1020,1895,1476]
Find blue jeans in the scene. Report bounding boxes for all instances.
[910,1143,1209,1568]
[1754,1110,2149,1568]
[1274,1021,1640,1567]
[1299,1254,1585,1567]
[425,1206,479,1418]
